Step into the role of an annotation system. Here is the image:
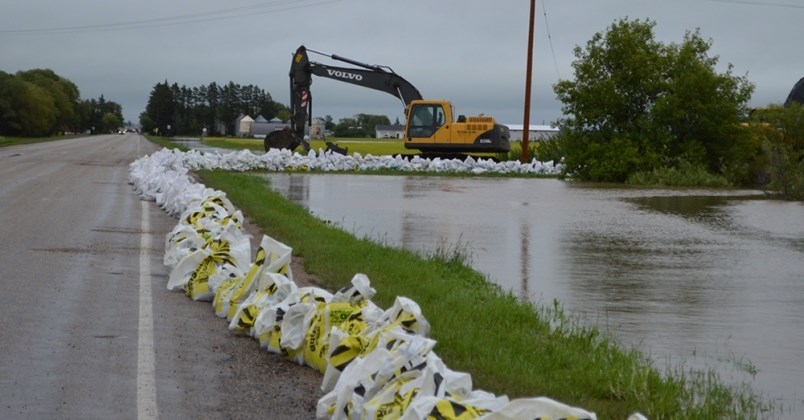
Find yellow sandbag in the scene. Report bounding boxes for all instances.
[213,243,266,318]
[186,239,235,301]
[303,301,366,373]
[230,272,296,336]
[362,376,418,420]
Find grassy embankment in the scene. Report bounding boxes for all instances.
[0,134,82,148]
[146,135,772,418]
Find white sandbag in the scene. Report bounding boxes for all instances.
[228,272,297,336]
[280,301,318,354]
[478,397,597,420]
[167,247,209,291]
[262,235,294,281]
[206,225,251,294]
[317,327,437,419]
[331,273,376,304]
[213,234,291,319]
[321,302,384,391]
[163,223,205,268]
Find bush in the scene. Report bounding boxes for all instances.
[626,160,732,187]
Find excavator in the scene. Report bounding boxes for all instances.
[264,45,511,155]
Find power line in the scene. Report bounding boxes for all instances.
[0,0,341,34]
[541,0,562,80]
[702,0,804,9]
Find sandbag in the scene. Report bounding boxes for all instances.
[229,272,296,336]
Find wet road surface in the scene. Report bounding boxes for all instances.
[0,135,321,419]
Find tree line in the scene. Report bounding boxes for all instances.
[139,80,289,136]
[140,80,395,138]
[0,69,123,137]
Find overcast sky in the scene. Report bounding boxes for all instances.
[2,0,801,127]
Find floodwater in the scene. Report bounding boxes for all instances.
[170,137,230,153]
[261,173,804,418]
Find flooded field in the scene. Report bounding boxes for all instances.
[262,173,804,418]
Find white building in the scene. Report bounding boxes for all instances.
[375,124,405,139]
[251,116,289,138]
[234,114,254,137]
[505,124,559,141]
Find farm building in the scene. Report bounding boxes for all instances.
[505,124,559,141]
[234,115,254,137]
[375,124,405,138]
[251,116,290,137]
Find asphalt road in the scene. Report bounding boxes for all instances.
[0,134,322,419]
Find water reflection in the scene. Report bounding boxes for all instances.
[169,137,231,154]
[260,173,804,418]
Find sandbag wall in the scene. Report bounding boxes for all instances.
[128,147,603,420]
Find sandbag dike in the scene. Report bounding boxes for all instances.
[129,148,645,419]
[135,146,564,176]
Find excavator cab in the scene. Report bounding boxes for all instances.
[404,99,510,153]
[407,102,447,138]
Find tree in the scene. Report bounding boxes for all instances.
[16,69,80,134]
[102,112,123,132]
[77,95,123,134]
[355,113,390,136]
[554,18,754,182]
[142,81,175,135]
[750,104,804,198]
[140,80,282,136]
[0,72,57,137]
[324,115,335,130]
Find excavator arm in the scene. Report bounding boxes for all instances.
[265,45,423,152]
[288,45,422,140]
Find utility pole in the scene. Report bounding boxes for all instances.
[521,0,536,163]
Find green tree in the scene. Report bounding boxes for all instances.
[750,103,804,198]
[16,68,80,134]
[77,95,123,134]
[324,115,335,130]
[355,113,391,137]
[0,71,20,134]
[554,18,754,182]
[102,112,123,132]
[275,105,292,124]
[0,73,57,137]
[142,81,175,135]
[140,80,281,136]
[333,116,366,137]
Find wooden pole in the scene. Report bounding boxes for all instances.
[521,0,536,163]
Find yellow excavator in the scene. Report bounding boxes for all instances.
[264,45,510,155]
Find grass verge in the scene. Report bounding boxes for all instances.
[197,169,773,419]
[0,134,83,148]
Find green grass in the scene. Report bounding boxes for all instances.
[0,134,83,148]
[196,169,775,419]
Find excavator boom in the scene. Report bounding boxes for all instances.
[287,45,421,140]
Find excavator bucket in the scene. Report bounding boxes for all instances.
[264,127,310,153]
